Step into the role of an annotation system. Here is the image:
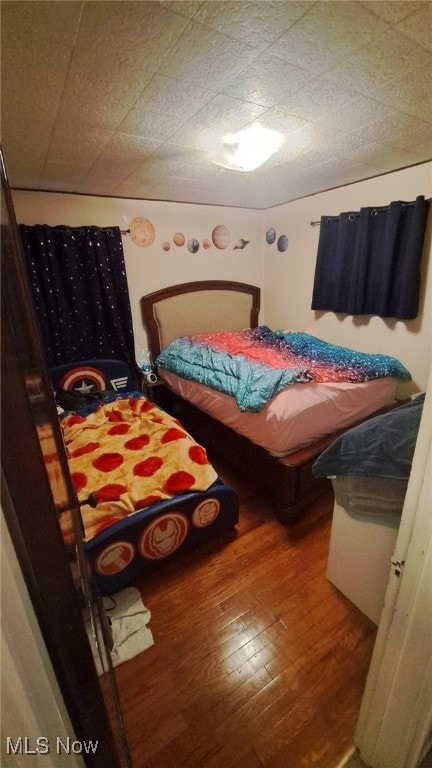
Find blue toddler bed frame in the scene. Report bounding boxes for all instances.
[50,359,239,595]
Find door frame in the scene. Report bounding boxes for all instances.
[355,369,432,767]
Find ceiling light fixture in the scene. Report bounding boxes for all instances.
[210,124,284,172]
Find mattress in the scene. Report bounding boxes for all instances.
[159,370,398,456]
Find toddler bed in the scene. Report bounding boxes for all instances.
[50,358,239,595]
[141,281,411,524]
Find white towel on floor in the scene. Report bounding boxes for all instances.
[85,587,154,674]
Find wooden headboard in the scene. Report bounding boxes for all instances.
[141,280,260,360]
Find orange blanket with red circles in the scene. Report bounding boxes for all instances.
[60,396,217,543]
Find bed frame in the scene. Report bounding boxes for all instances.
[142,279,260,356]
[141,280,337,524]
[49,357,239,594]
[141,281,404,524]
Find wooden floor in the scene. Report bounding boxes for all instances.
[114,459,377,768]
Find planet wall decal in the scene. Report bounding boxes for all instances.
[266,227,276,245]
[173,232,185,246]
[187,238,200,254]
[162,241,171,251]
[277,234,288,252]
[212,225,230,249]
[233,238,250,250]
[203,239,211,250]
[129,217,155,248]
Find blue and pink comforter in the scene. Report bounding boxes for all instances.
[156,327,411,413]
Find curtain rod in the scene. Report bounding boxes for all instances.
[120,228,130,235]
[310,198,429,227]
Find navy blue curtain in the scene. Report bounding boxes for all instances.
[19,224,138,373]
[311,196,429,319]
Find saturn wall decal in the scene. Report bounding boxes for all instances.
[233,238,250,250]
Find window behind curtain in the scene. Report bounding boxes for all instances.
[311,196,429,319]
[19,224,138,375]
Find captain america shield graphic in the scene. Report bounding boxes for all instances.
[59,366,107,393]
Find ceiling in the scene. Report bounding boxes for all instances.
[1,0,431,210]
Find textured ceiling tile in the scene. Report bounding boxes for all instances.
[271,148,320,173]
[332,132,375,154]
[1,2,82,95]
[55,76,155,135]
[361,1,426,26]
[113,177,163,199]
[127,74,214,118]
[119,75,215,139]
[221,52,314,108]
[77,1,189,74]
[353,111,432,150]
[54,1,190,131]
[151,183,212,206]
[277,78,363,122]
[51,23,154,129]
[40,162,88,192]
[1,124,52,188]
[387,121,432,152]
[363,146,425,174]
[282,123,350,157]
[257,108,309,136]
[117,113,177,144]
[2,0,430,208]
[378,27,432,75]
[370,71,432,122]
[81,135,162,187]
[114,144,201,190]
[160,1,202,19]
[326,27,431,98]
[314,166,369,189]
[47,124,113,166]
[274,174,325,200]
[99,133,162,160]
[3,165,45,191]
[317,95,398,133]
[328,140,381,166]
[158,172,216,193]
[1,1,83,184]
[159,20,260,89]
[267,1,389,73]
[395,4,432,52]
[369,145,428,171]
[143,143,200,169]
[1,131,40,166]
[407,141,432,162]
[170,94,267,150]
[77,172,143,195]
[193,1,310,50]
[76,178,127,197]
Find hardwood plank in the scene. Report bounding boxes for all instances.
[114,461,376,767]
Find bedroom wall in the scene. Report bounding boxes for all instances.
[12,161,431,394]
[11,191,264,362]
[263,162,432,396]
